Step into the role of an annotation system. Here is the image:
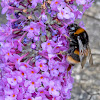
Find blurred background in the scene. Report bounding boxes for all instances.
[0,0,100,100]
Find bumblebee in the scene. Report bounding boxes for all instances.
[64,23,93,68]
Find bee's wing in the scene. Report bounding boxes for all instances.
[77,36,87,68]
[81,55,87,68]
[87,45,93,66]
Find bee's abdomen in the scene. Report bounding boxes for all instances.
[67,48,80,64]
[67,54,80,64]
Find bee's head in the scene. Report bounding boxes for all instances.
[67,23,79,32]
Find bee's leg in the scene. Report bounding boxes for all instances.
[57,51,67,55]
[57,46,75,55]
[63,34,77,43]
[67,46,75,54]
[63,34,72,42]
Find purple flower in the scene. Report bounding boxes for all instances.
[50,68,59,77]
[31,43,36,49]
[23,22,40,39]
[0,23,12,41]
[5,88,19,100]
[31,0,38,8]
[49,81,60,96]
[36,58,48,71]
[37,21,46,32]
[76,0,86,5]
[23,92,34,100]
[57,6,74,19]
[37,87,48,98]
[26,67,40,79]
[17,87,25,100]
[31,0,43,8]
[7,72,22,86]
[24,77,41,93]
[50,0,64,11]
[83,1,94,12]
[37,72,50,87]
[13,39,23,51]
[41,12,48,23]
[41,40,56,53]
[1,0,10,14]
[33,96,42,100]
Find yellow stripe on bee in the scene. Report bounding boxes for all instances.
[74,49,79,55]
[67,56,79,64]
[74,28,85,35]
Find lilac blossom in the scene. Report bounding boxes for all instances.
[23,22,40,39]
[41,12,48,23]
[31,43,36,49]
[50,0,64,11]
[57,6,74,19]
[76,0,86,5]
[31,0,43,8]
[0,0,93,99]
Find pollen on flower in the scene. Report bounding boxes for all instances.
[12,94,15,97]
[30,27,34,30]
[47,42,50,45]
[23,9,27,13]
[31,71,34,73]
[32,82,35,85]
[56,47,59,49]
[7,53,10,56]
[55,1,58,4]
[40,64,43,67]
[40,91,44,93]
[40,76,43,79]
[24,64,27,67]
[14,78,16,81]
[61,11,64,15]
[21,72,24,76]
[17,59,19,61]
[51,88,54,91]
[28,98,32,100]
[28,15,32,19]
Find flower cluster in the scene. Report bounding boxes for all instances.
[0,0,93,100]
